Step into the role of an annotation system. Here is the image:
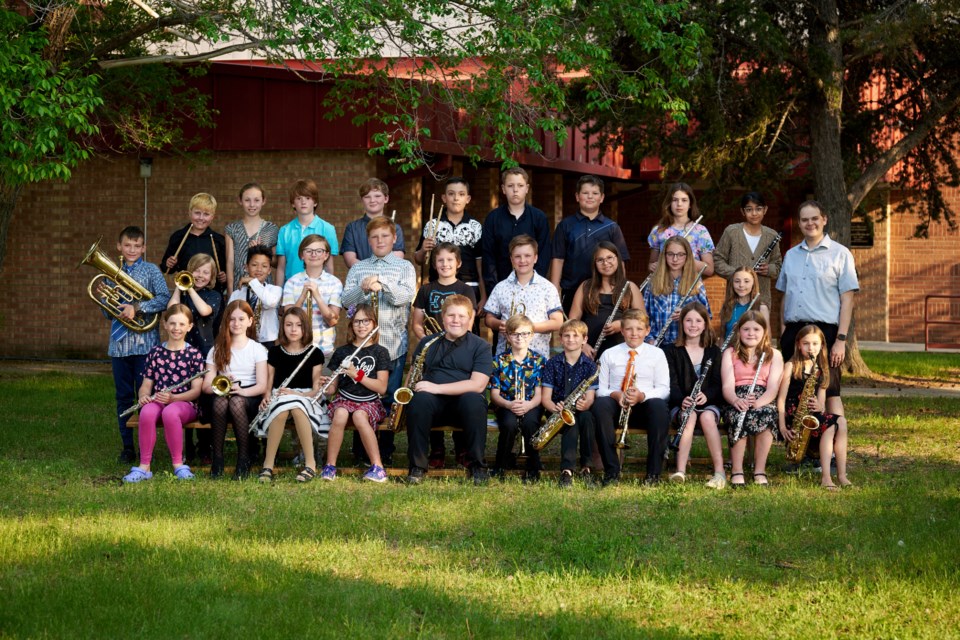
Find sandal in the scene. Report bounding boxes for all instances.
[296,467,317,483]
[822,483,838,491]
[122,467,152,484]
[258,467,274,483]
[753,472,769,486]
[730,472,745,488]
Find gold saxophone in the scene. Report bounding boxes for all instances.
[785,363,821,464]
[532,369,600,450]
[388,333,444,432]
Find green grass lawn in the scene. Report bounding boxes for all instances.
[1,370,958,639]
[861,349,960,385]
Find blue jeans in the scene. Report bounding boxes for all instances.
[112,354,147,450]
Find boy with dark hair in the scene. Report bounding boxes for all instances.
[482,167,551,295]
[550,174,631,315]
[102,226,171,462]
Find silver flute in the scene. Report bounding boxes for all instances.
[119,371,205,418]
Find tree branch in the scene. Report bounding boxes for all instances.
[97,38,296,69]
[847,85,960,211]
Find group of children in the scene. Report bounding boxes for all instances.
[102,172,849,490]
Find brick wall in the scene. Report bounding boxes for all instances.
[4,153,958,359]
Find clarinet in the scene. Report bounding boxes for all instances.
[638,215,703,294]
[591,280,632,354]
[653,265,708,347]
[311,327,380,405]
[249,342,320,433]
[118,370,205,418]
[719,293,761,350]
[731,351,767,443]
[753,232,783,270]
[669,358,714,453]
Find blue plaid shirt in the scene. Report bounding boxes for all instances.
[643,277,710,346]
[106,258,171,358]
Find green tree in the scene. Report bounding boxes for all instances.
[0,0,704,267]
[586,0,960,371]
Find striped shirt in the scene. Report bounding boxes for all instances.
[342,254,417,360]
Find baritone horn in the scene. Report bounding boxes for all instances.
[79,236,158,332]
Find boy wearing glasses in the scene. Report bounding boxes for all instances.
[281,234,343,359]
[484,235,563,358]
[342,216,417,464]
[490,314,546,480]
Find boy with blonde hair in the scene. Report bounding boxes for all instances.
[162,192,227,292]
[341,178,405,267]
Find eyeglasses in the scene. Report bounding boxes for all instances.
[665,252,687,259]
[352,318,373,326]
[303,248,328,256]
[595,256,617,264]
[508,332,533,339]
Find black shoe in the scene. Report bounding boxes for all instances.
[405,467,426,485]
[523,471,540,485]
[578,468,595,486]
[601,474,620,488]
[118,448,137,464]
[472,467,490,486]
[559,471,574,489]
[233,462,250,481]
[489,467,505,481]
[643,474,661,486]
[381,455,394,467]
[210,456,225,479]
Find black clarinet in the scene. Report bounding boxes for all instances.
[669,358,714,452]
[653,265,708,347]
[753,232,783,270]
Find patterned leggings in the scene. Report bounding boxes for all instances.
[211,395,259,467]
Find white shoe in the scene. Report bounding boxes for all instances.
[669,471,686,483]
[706,472,727,489]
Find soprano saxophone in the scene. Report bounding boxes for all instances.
[785,363,821,464]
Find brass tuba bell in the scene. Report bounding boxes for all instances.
[79,236,158,332]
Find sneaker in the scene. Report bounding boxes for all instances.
[472,467,490,486]
[578,468,595,486]
[428,450,446,469]
[363,465,388,483]
[669,471,686,483]
[643,474,661,486]
[522,471,540,485]
[706,472,727,489]
[122,467,152,483]
[118,448,137,464]
[601,473,620,488]
[405,467,426,485]
[320,464,337,481]
[558,470,574,489]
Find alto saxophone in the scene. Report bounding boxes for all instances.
[532,369,600,450]
[785,363,821,464]
[387,333,444,432]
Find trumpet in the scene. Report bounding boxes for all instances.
[211,375,234,397]
[79,236,158,332]
[118,371,205,418]
[509,293,526,318]
[513,359,527,455]
[173,271,194,291]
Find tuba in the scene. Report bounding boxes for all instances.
[785,363,821,464]
[388,333,444,432]
[79,237,158,332]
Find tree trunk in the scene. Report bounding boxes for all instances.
[808,0,871,375]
